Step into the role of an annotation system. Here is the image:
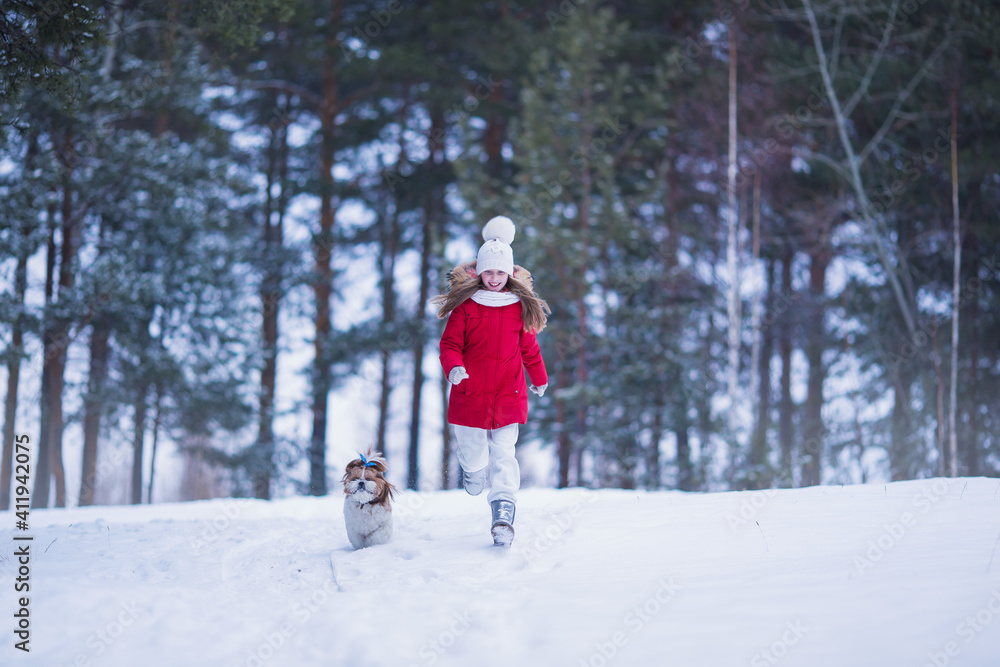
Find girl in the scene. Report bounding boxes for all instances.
[433,216,549,546]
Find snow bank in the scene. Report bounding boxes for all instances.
[2,478,999,666]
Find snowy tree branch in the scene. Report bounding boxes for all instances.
[801,0,917,337]
[841,0,899,118]
[857,36,950,166]
[829,2,847,80]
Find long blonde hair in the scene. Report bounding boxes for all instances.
[431,262,550,334]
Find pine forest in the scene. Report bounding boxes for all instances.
[2,0,999,508]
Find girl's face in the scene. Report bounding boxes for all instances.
[481,269,509,292]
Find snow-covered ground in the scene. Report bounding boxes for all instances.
[2,477,999,666]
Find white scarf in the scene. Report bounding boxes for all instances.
[471,290,520,307]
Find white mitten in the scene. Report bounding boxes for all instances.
[448,366,469,385]
[530,383,547,397]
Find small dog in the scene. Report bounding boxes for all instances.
[342,450,396,549]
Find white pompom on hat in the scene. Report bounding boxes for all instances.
[476,216,516,276]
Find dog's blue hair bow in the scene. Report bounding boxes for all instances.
[359,453,379,468]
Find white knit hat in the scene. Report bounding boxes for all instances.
[476,216,516,276]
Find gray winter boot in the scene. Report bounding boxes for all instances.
[462,467,487,496]
[490,499,516,547]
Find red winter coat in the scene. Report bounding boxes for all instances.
[440,296,548,430]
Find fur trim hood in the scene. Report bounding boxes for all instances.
[432,260,549,333]
[445,260,535,291]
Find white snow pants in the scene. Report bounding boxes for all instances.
[452,423,520,503]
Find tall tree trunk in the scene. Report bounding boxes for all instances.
[696,312,716,489]
[0,341,22,510]
[377,117,407,458]
[573,72,594,487]
[1,124,36,509]
[889,364,915,481]
[646,401,662,490]
[49,136,81,508]
[483,79,507,180]
[376,234,397,457]
[0,314,24,511]
[34,369,52,509]
[79,205,112,507]
[47,354,67,507]
[947,70,961,478]
[748,172,763,445]
[440,374,451,489]
[377,144,402,457]
[574,436,584,488]
[676,415,692,492]
[660,151,689,491]
[76,6,127,504]
[32,200,59,509]
[308,0,344,497]
[79,315,110,506]
[556,367,571,488]
[130,301,153,505]
[778,249,794,486]
[407,217,430,490]
[255,94,289,500]
[749,258,774,489]
[2,129,38,509]
[725,22,741,441]
[131,379,149,504]
[676,374,694,491]
[800,247,829,487]
[964,280,981,477]
[933,326,946,475]
[1,204,31,510]
[410,109,443,491]
[36,134,78,508]
[147,386,162,503]
[889,219,918,480]
[158,0,178,136]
